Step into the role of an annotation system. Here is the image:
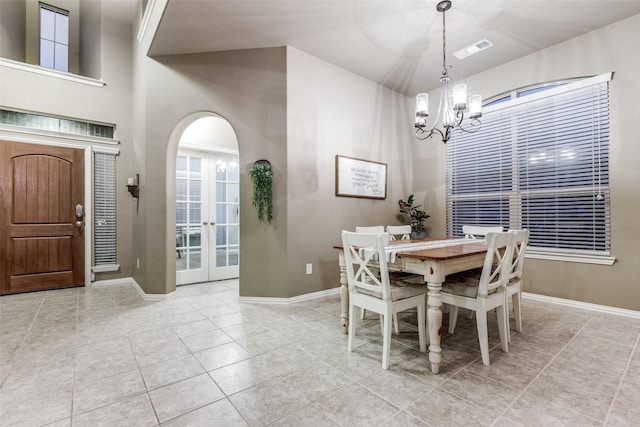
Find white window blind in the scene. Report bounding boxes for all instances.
[447,73,611,255]
[94,152,117,265]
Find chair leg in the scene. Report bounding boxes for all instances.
[448,306,459,334]
[348,304,356,352]
[496,304,509,354]
[475,309,490,366]
[382,313,393,369]
[393,314,400,334]
[513,291,523,333]
[360,308,366,320]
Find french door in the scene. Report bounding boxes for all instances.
[176,150,239,285]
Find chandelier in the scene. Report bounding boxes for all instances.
[414,0,482,144]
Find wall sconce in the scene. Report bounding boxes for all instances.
[127,173,139,198]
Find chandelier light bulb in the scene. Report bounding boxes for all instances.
[468,94,483,119]
[452,84,468,111]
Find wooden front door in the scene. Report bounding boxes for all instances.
[0,141,85,295]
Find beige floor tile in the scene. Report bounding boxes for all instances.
[140,353,205,390]
[194,341,251,371]
[317,383,401,427]
[405,388,495,426]
[161,398,248,426]
[181,328,234,352]
[148,373,224,422]
[503,391,601,426]
[229,377,312,426]
[1,281,639,426]
[71,393,158,427]
[72,369,146,415]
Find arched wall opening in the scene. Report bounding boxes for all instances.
[165,111,240,292]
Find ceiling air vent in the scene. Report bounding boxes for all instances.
[453,39,494,60]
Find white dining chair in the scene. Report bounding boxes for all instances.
[441,231,516,365]
[355,225,385,233]
[387,225,412,240]
[355,225,409,333]
[505,229,529,342]
[341,230,427,369]
[462,225,504,239]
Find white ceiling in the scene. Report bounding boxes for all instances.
[149,0,640,96]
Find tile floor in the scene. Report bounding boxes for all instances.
[1,280,639,426]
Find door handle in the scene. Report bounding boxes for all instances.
[75,221,83,227]
[203,221,209,225]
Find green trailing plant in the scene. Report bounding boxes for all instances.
[249,161,273,223]
[398,194,430,234]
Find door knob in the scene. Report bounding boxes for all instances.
[203,221,208,225]
[75,221,83,227]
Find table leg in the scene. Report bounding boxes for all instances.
[339,260,349,334]
[427,281,443,374]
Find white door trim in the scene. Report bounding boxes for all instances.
[1,128,95,287]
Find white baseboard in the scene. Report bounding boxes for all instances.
[92,277,176,301]
[239,287,340,305]
[87,280,638,318]
[523,292,640,319]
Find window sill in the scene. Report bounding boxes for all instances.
[526,250,615,265]
[92,264,120,273]
[0,58,106,87]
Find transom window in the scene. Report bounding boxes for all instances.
[446,73,612,262]
[40,3,69,72]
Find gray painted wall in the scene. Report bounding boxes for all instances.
[0,0,26,61]
[413,14,640,311]
[286,47,415,296]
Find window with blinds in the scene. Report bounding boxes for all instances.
[94,152,117,265]
[446,73,611,257]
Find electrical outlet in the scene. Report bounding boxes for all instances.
[306,263,312,274]
[137,258,140,269]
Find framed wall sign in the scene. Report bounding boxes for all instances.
[335,155,387,199]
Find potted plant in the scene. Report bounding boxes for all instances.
[249,160,273,223]
[398,194,430,238]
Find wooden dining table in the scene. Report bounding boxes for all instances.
[334,237,489,374]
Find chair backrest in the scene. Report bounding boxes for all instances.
[509,229,530,281]
[476,231,517,298]
[355,225,385,233]
[341,231,392,301]
[463,225,504,239]
[386,225,411,240]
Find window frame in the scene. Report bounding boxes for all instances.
[446,73,615,265]
[39,2,69,72]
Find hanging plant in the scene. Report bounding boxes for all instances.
[249,160,273,223]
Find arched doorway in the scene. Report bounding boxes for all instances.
[171,114,239,286]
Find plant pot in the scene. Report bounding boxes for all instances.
[411,231,427,239]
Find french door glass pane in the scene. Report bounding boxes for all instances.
[176,179,187,201]
[217,182,226,202]
[176,154,203,272]
[216,204,226,223]
[228,205,238,224]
